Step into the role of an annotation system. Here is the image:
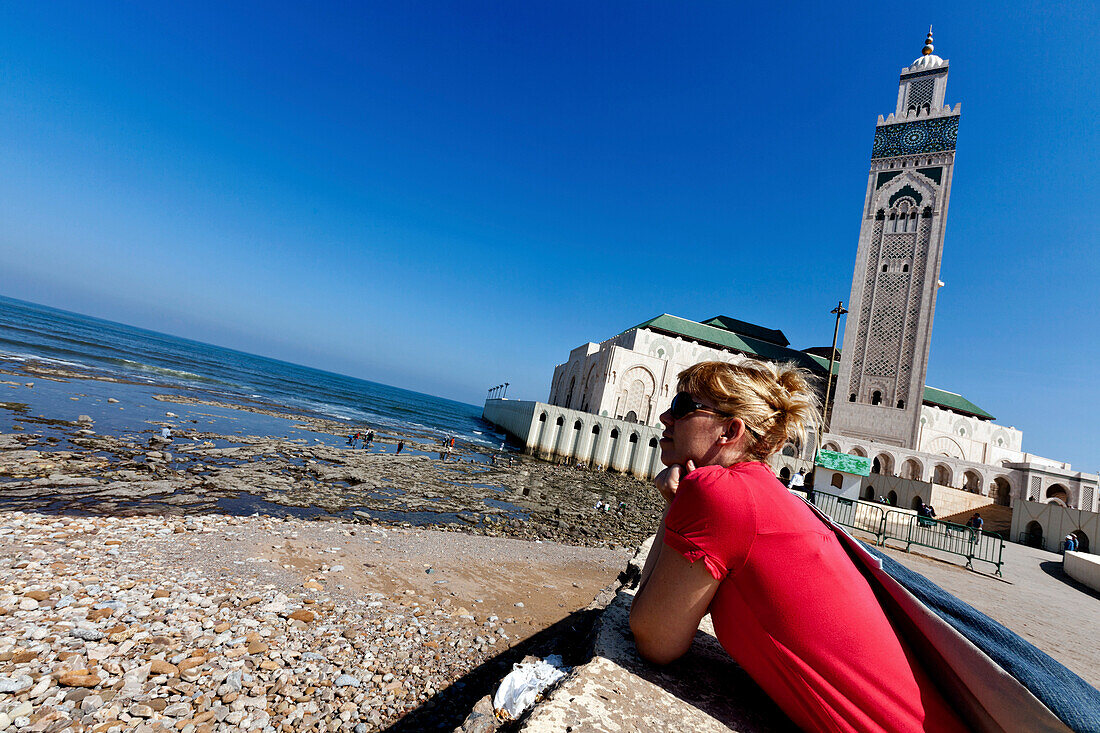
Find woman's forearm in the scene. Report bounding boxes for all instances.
[636,510,669,595]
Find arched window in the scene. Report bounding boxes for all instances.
[902,264,910,273]
[629,433,638,443]
[555,416,564,426]
[871,391,882,406]
[573,420,582,430]
[591,425,600,435]
[831,473,844,489]
[896,400,905,408]
[849,393,856,402]
[538,413,547,422]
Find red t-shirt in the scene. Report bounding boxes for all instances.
[663,462,967,733]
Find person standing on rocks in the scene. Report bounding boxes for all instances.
[629,361,969,732]
[395,440,404,455]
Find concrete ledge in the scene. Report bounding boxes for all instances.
[1064,551,1100,593]
[521,540,795,732]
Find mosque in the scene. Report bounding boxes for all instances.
[483,33,1098,534]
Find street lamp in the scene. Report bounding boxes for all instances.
[822,301,848,432]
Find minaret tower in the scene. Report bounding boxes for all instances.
[829,29,961,449]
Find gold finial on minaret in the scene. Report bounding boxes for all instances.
[922,26,934,56]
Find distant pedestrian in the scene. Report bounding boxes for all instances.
[396,441,404,455]
[789,469,805,490]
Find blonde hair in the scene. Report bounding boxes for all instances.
[677,360,822,461]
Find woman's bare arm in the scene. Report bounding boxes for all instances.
[630,459,718,665]
[630,537,721,665]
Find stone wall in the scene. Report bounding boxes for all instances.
[1063,552,1100,593]
[483,399,664,480]
[1010,500,1100,554]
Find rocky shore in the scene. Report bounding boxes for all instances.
[0,510,630,732]
[0,387,664,551]
[0,368,656,731]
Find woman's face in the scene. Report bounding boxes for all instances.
[658,393,732,467]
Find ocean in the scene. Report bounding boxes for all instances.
[0,295,500,449]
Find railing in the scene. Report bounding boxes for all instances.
[806,489,1005,576]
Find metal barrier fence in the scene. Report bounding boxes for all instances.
[807,489,1005,576]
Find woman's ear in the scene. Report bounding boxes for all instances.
[719,417,746,444]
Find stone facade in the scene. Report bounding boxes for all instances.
[547,323,766,428]
[830,44,960,449]
[483,398,665,480]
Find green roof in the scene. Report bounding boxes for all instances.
[700,316,790,346]
[803,353,994,420]
[626,314,995,422]
[922,386,994,420]
[625,314,826,374]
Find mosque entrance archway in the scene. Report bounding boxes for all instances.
[992,477,1011,506]
[933,464,952,486]
[864,486,875,501]
[911,495,924,510]
[901,458,922,480]
[1025,521,1044,549]
[887,490,898,506]
[588,425,601,465]
[570,420,584,455]
[963,470,982,493]
[873,453,893,476]
[1071,530,1090,554]
[645,438,660,477]
[1046,484,1070,507]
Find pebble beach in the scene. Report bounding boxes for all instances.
[0,509,630,732]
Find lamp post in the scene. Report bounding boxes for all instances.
[822,301,848,432]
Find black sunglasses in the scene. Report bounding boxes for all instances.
[669,391,733,421]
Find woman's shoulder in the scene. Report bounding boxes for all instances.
[676,463,762,507]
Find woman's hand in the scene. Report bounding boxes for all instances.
[654,460,696,503]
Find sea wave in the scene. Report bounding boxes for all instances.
[0,349,95,370]
[103,358,235,388]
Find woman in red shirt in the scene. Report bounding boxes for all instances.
[629,361,967,732]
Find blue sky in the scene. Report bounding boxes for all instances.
[0,2,1097,472]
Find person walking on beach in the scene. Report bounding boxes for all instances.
[365,430,374,448]
[395,440,404,455]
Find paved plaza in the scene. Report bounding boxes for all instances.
[878,539,1100,689]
